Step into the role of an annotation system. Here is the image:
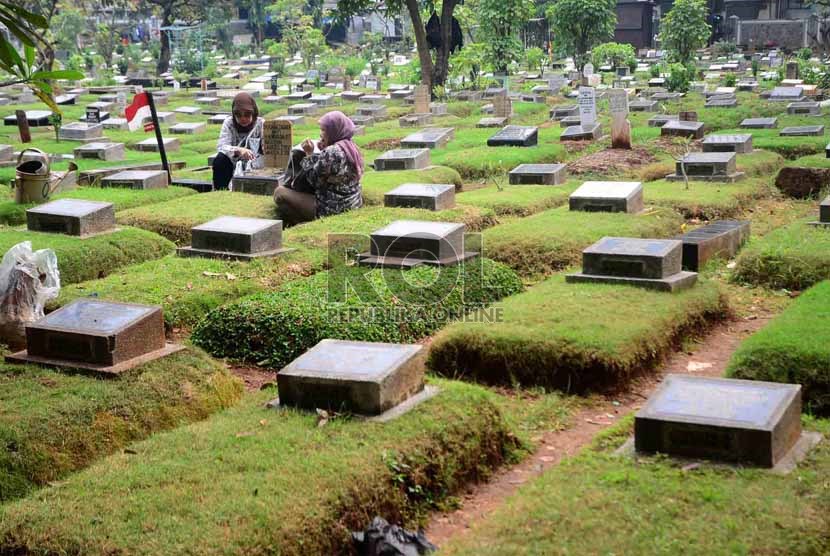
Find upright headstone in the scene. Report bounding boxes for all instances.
[786,61,799,80]
[413,84,430,115]
[493,94,512,120]
[85,106,101,124]
[608,89,631,150]
[262,119,293,169]
[578,87,597,127]
[15,109,30,143]
[116,91,127,116]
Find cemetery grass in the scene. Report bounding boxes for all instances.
[439,416,830,556]
[482,206,683,279]
[457,180,582,217]
[0,227,174,284]
[54,205,497,331]
[191,258,523,368]
[732,217,830,290]
[0,380,520,556]
[789,152,830,170]
[644,176,777,219]
[0,185,196,226]
[0,348,242,502]
[360,165,463,205]
[727,280,830,414]
[427,273,727,392]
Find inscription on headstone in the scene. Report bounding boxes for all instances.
[384,183,456,211]
[262,119,293,169]
[358,220,477,268]
[578,87,597,127]
[608,89,631,150]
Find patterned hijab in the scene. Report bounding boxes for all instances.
[232,92,258,133]
[319,110,364,178]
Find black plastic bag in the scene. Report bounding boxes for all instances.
[352,517,437,556]
[426,12,441,50]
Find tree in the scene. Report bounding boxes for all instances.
[479,0,534,74]
[591,42,635,71]
[806,1,830,56]
[334,0,464,90]
[525,46,546,75]
[547,0,616,72]
[147,0,224,74]
[246,0,267,48]
[50,4,87,54]
[659,0,710,65]
[449,41,487,89]
[300,27,328,68]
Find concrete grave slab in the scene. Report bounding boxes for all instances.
[195,96,220,106]
[7,298,182,375]
[629,100,659,112]
[384,183,456,211]
[569,181,644,213]
[780,125,824,137]
[550,104,578,119]
[358,220,477,268]
[661,120,705,139]
[398,113,433,127]
[648,114,678,127]
[741,117,777,129]
[102,118,128,131]
[231,172,286,195]
[72,142,125,161]
[476,117,508,128]
[373,148,430,171]
[678,220,751,270]
[174,106,201,115]
[559,116,582,127]
[178,216,292,260]
[701,134,753,154]
[277,339,425,415]
[209,114,231,124]
[566,237,697,292]
[169,122,207,134]
[58,122,103,141]
[635,375,802,467]
[667,152,744,182]
[508,163,567,185]
[288,103,318,115]
[3,110,53,127]
[26,199,115,237]
[560,123,602,141]
[787,101,821,115]
[488,125,539,147]
[400,127,454,149]
[101,169,169,189]
[132,137,181,152]
[356,104,387,118]
[276,115,306,125]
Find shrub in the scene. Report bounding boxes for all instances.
[192,258,524,367]
[727,280,830,413]
[666,63,693,92]
[591,42,636,71]
[723,72,737,87]
[650,64,661,78]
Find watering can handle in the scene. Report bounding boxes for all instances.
[17,147,49,172]
[44,161,78,199]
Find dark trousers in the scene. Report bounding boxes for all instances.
[212,152,234,191]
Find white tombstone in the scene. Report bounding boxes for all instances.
[578,87,597,127]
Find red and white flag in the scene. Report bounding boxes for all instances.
[125,92,153,132]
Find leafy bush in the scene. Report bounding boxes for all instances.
[649,64,661,78]
[723,72,737,87]
[660,0,711,64]
[666,63,693,92]
[192,258,524,367]
[797,47,813,61]
[591,42,635,71]
[713,40,737,56]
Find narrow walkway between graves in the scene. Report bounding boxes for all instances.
[424,314,772,547]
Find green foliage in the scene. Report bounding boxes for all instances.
[591,42,635,70]
[547,0,616,71]
[798,47,813,60]
[0,42,83,113]
[666,62,693,92]
[728,281,830,413]
[752,59,760,76]
[450,43,488,89]
[479,0,535,73]
[713,39,737,56]
[301,27,329,68]
[50,5,87,54]
[192,259,524,367]
[0,349,242,502]
[649,63,661,78]
[723,72,737,86]
[525,47,546,75]
[428,274,727,391]
[266,41,289,74]
[343,55,367,78]
[659,0,711,64]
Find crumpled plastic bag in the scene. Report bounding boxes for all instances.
[352,516,437,556]
[0,241,60,347]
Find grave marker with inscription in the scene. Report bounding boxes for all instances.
[400,127,454,149]
[578,87,597,127]
[701,134,753,154]
[569,181,643,213]
[667,152,743,182]
[741,117,777,129]
[508,163,567,185]
[374,149,430,171]
[487,125,538,147]
[780,125,824,137]
[178,216,292,260]
[608,89,631,150]
[384,183,456,211]
[101,170,169,189]
[26,199,115,237]
[358,220,477,268]
[262,119,293,169]
[72,142,125,161]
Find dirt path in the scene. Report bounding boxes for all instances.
[424,315,771,547]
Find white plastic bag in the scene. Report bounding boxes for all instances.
[0,241,60,347]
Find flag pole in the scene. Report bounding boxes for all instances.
[145,91,171,182]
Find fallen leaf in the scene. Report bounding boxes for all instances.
[686,361,713,373]
[259,419,267,426]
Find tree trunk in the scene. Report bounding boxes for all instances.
[404,0,433,90]
[157,8,172,75]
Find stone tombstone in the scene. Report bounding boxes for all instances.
[635,374,802,467]
[263,119,293,169]
[413,84,430,114]
[357,220,477,268]
[583,63,594,76]
[487,125,538,147]
[701,134,753,154]
[679,111,697,122]
[231,173,285,196]
[58,122,103,141]
[787,101,821,116]
[116,91,127,115]
[648,115,679,128]
[133,137,181,152]
[677,220,750,271]
[780,125,824,137]
[101,170,169,189]
[548,75,567,93]
[85,106,101,124]
[550,104,578,120]
[608,88,631,150]
[560,123,602,141]
[493,94,512,120]
[169,122,207,135]
[384,183,456,211]
[578,87,597,127]
[7,298,181,374]
[668,152,743,182]
[786,61,799,80]
[72,142,125,161]
[26,199,115,237]
[566,237,698,292]
[18,88,35,103]
[741,117,777,129]
[476,117,508,128]
[508,163,567,185]
[277,339,425,415]
[178,216,291,260]
[810,195,830,227]
[373,148,431,171]
[661,120,705,140]
[400,127,454,149]
[569,181,643,213]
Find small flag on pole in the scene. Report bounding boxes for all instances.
[125,92,153,132]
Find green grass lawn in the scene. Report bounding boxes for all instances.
[0,380,518,556]
[428,273,727,391]
[0,185,196,226]
[192,258,523,367]
[440,416,830,555]
[787,152,830,169]
[457,180,582,217]
[0,348,242,503]
[361,165,463,205]
[727,280,830,413]
[732,217,830,290]
[481,205,683,279]
[0,227,173,284]
[644,176,776,219]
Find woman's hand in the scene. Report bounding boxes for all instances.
[236,147,256,161]
[301,139,315,156]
